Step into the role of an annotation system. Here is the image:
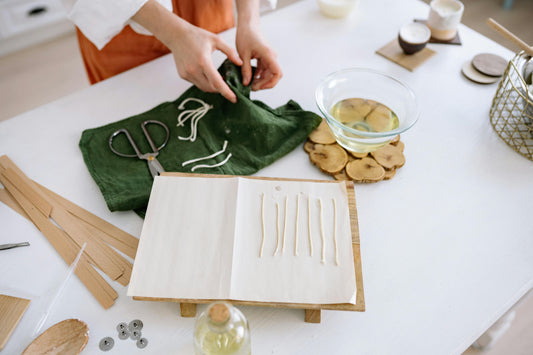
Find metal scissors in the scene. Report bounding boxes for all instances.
[109,120,170,178]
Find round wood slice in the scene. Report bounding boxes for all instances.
[309,144,348,174]
[303,141,316,153]
[334,170,350,181]
[462,60,499,84]
[345,157,385,182]
[308,120,337,144]
[472,53,507,77]
[370,144,405,170]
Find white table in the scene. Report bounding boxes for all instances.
[2,0,533,354]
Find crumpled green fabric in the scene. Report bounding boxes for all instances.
[79,60,322,216]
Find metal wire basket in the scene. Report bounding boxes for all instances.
[490,51,533,161]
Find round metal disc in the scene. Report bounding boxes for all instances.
[116,322,128,332]
[99,337,114,351]
[118,329,130,340]
[472,53,507,77]
[462,60,500,84]
[130,330,142,340]
[128,319,143,331]
[136,338,149,349]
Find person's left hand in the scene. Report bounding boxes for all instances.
[236,26,282,91]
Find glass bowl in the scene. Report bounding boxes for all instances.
[315,68,419,153]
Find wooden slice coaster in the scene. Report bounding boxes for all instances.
[306,121,406,183]
[461,60,500,84]
[472,53,507,77]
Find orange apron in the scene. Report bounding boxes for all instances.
[76,0,234,84]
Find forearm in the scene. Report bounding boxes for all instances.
[235,0,260,29]
[131,0,188,48]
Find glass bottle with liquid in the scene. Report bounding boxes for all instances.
[193,302,251,355]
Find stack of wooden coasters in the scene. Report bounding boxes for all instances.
[305,121,405,183]
[462,53,508,84]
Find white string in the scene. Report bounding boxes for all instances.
[274,202,281,256]
[177,98,213,142]
[182,140,228,166]
[319,198,326,264]
[191,153,232,172]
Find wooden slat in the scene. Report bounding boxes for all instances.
[0,157,52,217]
[1,163,127,283]
[70,214,137,260]
[0,174,117,309]
[50,208,125,281]
[0,186,29,219]
[37,183,139,252]
[0,295,30,350]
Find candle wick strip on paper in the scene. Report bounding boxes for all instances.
[282,195,288,254]
[182,140,228,167]
[274,202,281,256]
[260,193,266,258]
[318,198,326,264]
[176,97,213,142]
[191,153,232,172]
[332,197,339,266]
[307,193,313,257]
[294,194,300,256]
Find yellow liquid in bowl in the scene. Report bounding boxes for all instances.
[329,98,399,152]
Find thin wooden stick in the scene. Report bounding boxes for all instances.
[486,18,533,57]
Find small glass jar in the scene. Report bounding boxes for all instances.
[193,302,251,355]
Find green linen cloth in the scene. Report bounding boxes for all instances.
[79,60,322,215]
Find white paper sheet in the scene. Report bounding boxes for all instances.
[128,176,356,305]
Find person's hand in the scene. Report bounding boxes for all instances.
[132,0,242,103]
[167,22,243,103]
[236,25,282,91]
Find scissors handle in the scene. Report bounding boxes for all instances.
[109,129,143,158]
[141,120,169,153]
[109,120,170,158]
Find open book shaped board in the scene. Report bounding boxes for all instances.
[129,172,365,323]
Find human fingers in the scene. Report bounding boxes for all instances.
[214,37,243,67]
[204,64,237,103]
[252,61,283,91]
[240,52,253,86]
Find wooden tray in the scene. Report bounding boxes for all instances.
[133,172,365,323]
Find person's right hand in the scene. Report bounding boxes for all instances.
[132,0,242,103]
[166,22,243,103]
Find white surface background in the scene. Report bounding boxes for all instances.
[1,0,533,354]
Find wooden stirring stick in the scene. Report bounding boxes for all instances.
[486,18,533,57]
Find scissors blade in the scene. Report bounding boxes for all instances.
[146,156,165,178]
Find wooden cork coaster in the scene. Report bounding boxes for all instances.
[376,39,436,72]
[461,60,500,84]
[305,121,405,183]
[472,53,507,77]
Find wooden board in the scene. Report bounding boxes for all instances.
[377,39,436,72]
[0,294,30,350]
[133,172,365,320]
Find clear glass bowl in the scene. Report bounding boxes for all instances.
[315,68,419,153]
